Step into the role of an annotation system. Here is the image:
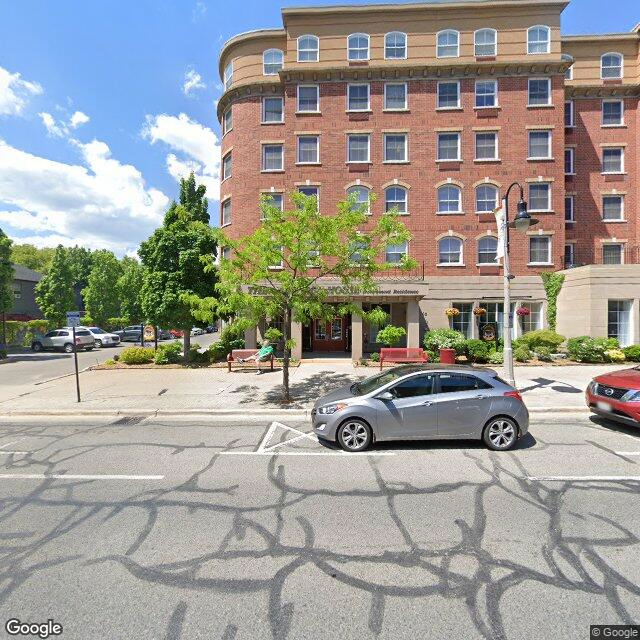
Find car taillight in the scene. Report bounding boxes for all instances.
[504,390,523,402]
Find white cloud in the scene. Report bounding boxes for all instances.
[70,111,90,128]
[183,69,205,96]
[192,1,206,21]
[0,66,43,116]
[0,138,169,255]
[142,112,220,200]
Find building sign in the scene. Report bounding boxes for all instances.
[144,325,156,341]
[247,284,420,297]
[66,311,81,328]
[481,323,497,343]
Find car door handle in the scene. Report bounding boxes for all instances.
[475,395,488,399]
[422,401,433,406]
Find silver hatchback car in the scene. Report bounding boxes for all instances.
[312,364,528,452]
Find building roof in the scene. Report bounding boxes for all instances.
[12,264,43,282]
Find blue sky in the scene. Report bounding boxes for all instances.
[0,0,637,255]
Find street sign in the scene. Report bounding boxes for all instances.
[66,311,81,328]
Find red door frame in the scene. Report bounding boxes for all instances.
[312,316,350,352]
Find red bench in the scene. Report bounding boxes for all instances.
[379,348,429,370]
[227,349,275,372]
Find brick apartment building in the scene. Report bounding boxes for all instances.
[216,0,640,359]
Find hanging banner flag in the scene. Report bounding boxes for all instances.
[494,201,506,262]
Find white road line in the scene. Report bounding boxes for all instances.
[615,452,640,456]
[528,476,640,482]
[0,474,164,480]
[0,439,25,449]
[256,422,279,453]
[0,452,30,455]
[219,451,395,457]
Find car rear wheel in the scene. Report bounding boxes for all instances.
[337,419,372,452]
[95,339,102,348]
[64,343,74,353]
[32,342,43,352]
[483,417,518,451]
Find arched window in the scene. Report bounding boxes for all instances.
[601,53,623,79]
[438,237,463,264]
[347,185,371,214]
[474,28,497,57]
[384,186,407,214]
[437,185,462,213]
[297,35,319,62]
[527,25,550,54]
[437,30,459,58]
[385,32,407,59]
[475,184,499,213]
[478,236,498,264]
[347,33,370,61]
[263,49,284,75]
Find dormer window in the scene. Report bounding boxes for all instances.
[474,29,497,57]
[527,26,550,54]
[601,53,623,79]
[263,49,284,75]
[348,33,370,61]
[437,30,459,58]
[297,34,319,62]
[384,32,407,59]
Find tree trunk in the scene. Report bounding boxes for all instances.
[183,326,191,366]
[282,306,291,403]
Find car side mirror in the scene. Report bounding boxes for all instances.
[376,391,394,402]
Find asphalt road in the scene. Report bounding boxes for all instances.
[0,413,638,639]
[0,332,218,387]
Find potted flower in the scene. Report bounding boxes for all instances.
[445,307,460,318]
[473,307,487,317]
[516,306,531,317]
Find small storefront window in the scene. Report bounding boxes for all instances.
[519,302,543,334]
[451,302,473,338]
[315,321,326,340]
[608,300,632,347]
[484,302,504,338]
[331,319,342,340]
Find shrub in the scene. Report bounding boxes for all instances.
[514,346,532,362]
[103,358,116,366]
[465,339,490,364]
[488,350,504,364]
[263,327,283,344]
[120,346,155,365]
[369,352,380,362]
[567,336,619,363]
[207,337,245,362]
[376,325,407,347]
[519,330,565,351]
[359,358,369,367]
[154,341,182,365]
[535,346,553,362]
[0,348,7,360]
[623,345,640,362]
[188,343,210,364]
[424,329,466,353]
[605,349,626,363]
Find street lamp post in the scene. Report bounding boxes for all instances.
[499,182,539,387]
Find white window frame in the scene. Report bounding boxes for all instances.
[474,28,497,57]
[221,198,232,227]
[384,82,407,110]
[384,31,407,59]
[528,183,552,212]
[222,107,232,136]
[261,192,284,220]
[384,186,408,215]
[383,133,408,163]
[347,83,370,112]
[437,185,462,214]
[565,100,574,127]
[520,302,544,332]
[262,96,284,123]
[527,130,552,160]
[602,195,624,221]
[297,84,320,113]
[602,99,624,127]
[601,52,623,79]
[347,33,370,61]
[565,195,575,223]
[223,60,233,90]
[222,151,232,181]
[222,246,231,261]
[385,241,408,264]
[565,147,575,175]
[297,35,319,63]
[347,133,370,163]
[603,243,624,265]
[602,147,624,174]
[565,64,574,80]
[529,236,552,265]
[437,132,461,162]
[347,185,371,215]
[477,236,498,264]
[475,80,497,108]
[296,135,320,165]
[475,132,498,161]
[528,77,552,107]
[437,29,460,58]
[438,236,463,265]
[261,144,284,172]
[475,184,499,213]
[263,49,284,75]
[437,80,460,109]
[607,300,633,346]
[527,25,550,55]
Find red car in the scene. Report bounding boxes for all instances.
[169,329,184,339]
[586,367,640,427]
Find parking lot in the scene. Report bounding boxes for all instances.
[0,412,638,639]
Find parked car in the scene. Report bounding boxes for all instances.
[114,326,143,342]
[586,367,640,427]
[191,327,205,336]
[205,324,218,333]
[82,326,121,348]
[32,328,95,353]
[169,329,184,339]
[157,328,172,341]
[312,364,528,452]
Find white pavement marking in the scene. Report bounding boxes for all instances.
[0,452,30,455]
[0,474,164,480]
[528,476,640,482]
[615,452,640,456]
[0,439,25,449]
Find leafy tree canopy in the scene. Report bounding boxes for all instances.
[34,245,75,326]
[10,244,55,274]
[117,256,144,324]
[83,250,124,326]
[0,229,13,316]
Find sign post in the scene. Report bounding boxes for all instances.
[66,311,81,403]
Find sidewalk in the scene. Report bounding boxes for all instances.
[0,361,623,418]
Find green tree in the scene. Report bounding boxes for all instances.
[139,174,218,363]
[375,325,407,347]
[117,257,144,324]
[0,229,14,350]
[82,250,123,326]
[10,244,55,274]
[189,192,414,402]
[66,245,93,292]
[34,245,75,326]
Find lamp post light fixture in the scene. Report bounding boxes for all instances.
[499,182,539,387]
